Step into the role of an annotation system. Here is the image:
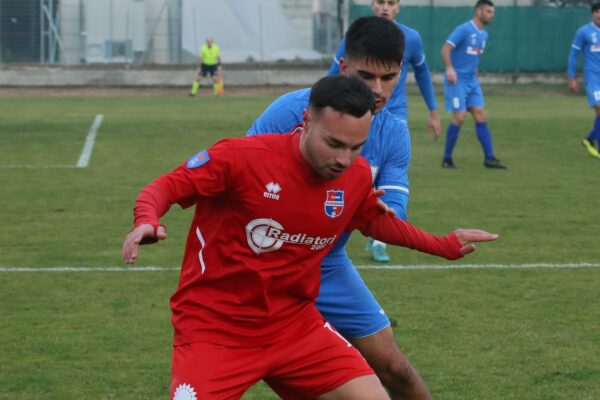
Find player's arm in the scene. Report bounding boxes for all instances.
[327,37,346,76]
[348,186,497,259]
[373,122,412,220]
[123,143,233,264]
[441,42,457,85]
[568,30,584,92]
[412,50,440,138]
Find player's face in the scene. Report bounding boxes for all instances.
[371,0,400,21]
[593,9,600,26]
[476,5,494,25]
[300,107,371,180]
[340,58,400,114]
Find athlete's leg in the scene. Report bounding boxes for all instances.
[316,375,390,400]
[349,327,431,400]
[316,261,431,399]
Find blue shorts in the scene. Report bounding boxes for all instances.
[585,78,600,107]
[444,78,485,112]
[316,260,390,338]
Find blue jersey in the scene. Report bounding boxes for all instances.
[446,20,488,81]
[568,22,600,81]
[247,88,411,267]
[327,22,436,120]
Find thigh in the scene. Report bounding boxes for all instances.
[266,320,376,400]
[171,342,266,400]
[465,80,485,109]
[585,79,600,107]
[200,64,210,77]
[444,80,468,112]
[316,260,390,338]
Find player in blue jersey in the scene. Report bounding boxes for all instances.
[441,0,506,170]
[328,0,440,263]
[568,2,600,159]
[248,16,432,400]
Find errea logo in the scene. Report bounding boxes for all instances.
[264,182,281,200]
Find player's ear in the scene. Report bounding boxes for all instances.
[302,109,311,130]
[339,58,348,75]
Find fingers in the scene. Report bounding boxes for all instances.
[460,243,477,256]
[122,224,161,264]
[455,229,498,245]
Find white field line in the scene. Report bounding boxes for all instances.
[76,114,104,168]
[1,263,599,273]
[0,114,104,169]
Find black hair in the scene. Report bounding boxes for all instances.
[309,75,375,118]
[344,16,404,70]
[475,0,494,8]
[592,2,600,12]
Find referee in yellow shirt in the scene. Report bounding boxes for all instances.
[190,37,223,96]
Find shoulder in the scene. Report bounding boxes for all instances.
[399,23,420,39]
[370,110,410,146]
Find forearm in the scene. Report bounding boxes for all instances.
[567,47,579,79]
[361,213,462,260]
[414,63,437,111]
[134,181,173,226]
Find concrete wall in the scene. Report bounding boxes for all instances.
[0,64,567,87]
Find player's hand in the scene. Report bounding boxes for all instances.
[427,110,442,140]
[373,189,396,217]
[453,228,498,256]
[122,223,167,264]
[568,78,579,93]
[446,67,457,85]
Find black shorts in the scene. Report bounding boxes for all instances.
[200,64,218,77]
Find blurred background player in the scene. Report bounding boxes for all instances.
[328,0,441,263]
[248,17,432,400]
[441,0,506,169]
[190,36,223,97]
[568,2,600,160]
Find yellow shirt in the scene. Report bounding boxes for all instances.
[200,44,220,66]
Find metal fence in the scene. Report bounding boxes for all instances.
[0,0,341,65]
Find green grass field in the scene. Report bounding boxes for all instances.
[1,87,599,399]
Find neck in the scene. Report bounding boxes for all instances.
[472,18,484,30]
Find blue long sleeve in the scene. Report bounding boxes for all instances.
[413,61,437,111]
[568,46,580,79]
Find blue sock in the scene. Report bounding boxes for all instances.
[588,116,600,142]
[476,121,495,159]
[443,123,461,160]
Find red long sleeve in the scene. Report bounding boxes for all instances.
[361,213,463,260]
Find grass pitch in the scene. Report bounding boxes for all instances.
[1,87,599,399]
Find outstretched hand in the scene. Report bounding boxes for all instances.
[122,223,167,264]
[373,189,396,217]
[454,229,498,256]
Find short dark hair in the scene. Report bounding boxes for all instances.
[309,75,375,118]
[475,0,494,8]
[592,2,600,12]
[344,16,404,70]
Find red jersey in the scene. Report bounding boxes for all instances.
[133,131,462,347]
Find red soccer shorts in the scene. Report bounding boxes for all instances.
[170,320,374,400]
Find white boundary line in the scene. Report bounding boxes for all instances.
[1,263,599,273]
[76,114,104,168]
[0,114,104,169]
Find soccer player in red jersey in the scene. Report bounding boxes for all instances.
[123,75,497,400]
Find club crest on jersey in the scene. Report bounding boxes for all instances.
[324,190,344,218]
[186,149,210,169]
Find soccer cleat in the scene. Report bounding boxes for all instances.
[371,242,390,263]
[483,158,507,169]
[189,92,196,97]
[364,238,374,252]
[581,138,600,158]
[442,158,457,169]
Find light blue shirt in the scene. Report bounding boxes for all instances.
[446,20,488,81]
[568,22,600,81]
[247,88,411,267]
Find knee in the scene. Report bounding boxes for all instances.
[452,113,466,126]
